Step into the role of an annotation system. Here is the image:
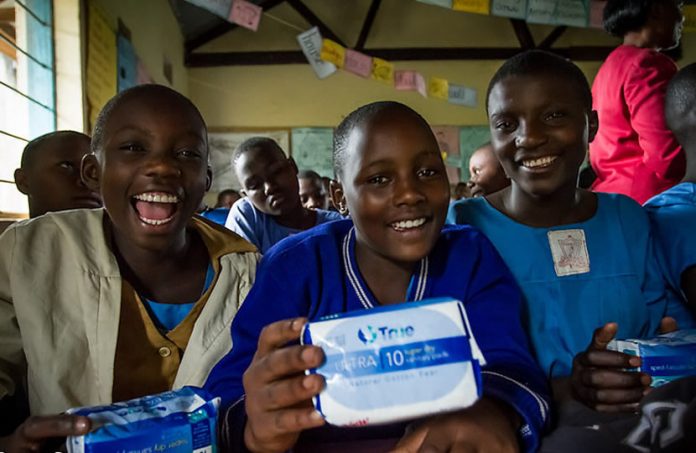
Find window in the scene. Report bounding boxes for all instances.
[0,0,55,216]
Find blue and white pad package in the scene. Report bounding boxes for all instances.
[301,298,486,426]
[66,386,219,453]
[607,329,696,387]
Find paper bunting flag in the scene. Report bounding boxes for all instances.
[344,49,372,77]
[417,0,453,7]
[428,77,449,100]
[297,27,337,79]
[371,57,395,84]
[448,84,477,107]
[185,0,232,19]
[683,5,696,32]
[453,0,490,15]
[527,0,589,27]
[491,0,527,19]
[415,73,427,97]
[320,39,346,68]
[395,70,418,90]
[229,0,263,31]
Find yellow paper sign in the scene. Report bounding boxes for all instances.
[320,39,345,68]
[428,77,449,100]
[453,0,490,15]
[684,5,696,32]
[371,57,394,85]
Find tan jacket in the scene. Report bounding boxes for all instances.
[0,209,259,415]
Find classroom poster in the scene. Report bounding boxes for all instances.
[491,0,527,19]
[208,130,290,191]
[86,1,117,129]
[291,128,334,178]
[297,27,337,79]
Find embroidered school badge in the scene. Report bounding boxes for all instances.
[547,229,590,277]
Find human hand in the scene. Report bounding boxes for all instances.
[243,318,326,453]
[390,398,520,453]
[571,322,650,412]
[0,414,90,452]
[658,316,678,334]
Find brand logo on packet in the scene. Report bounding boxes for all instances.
[357,325,415,344]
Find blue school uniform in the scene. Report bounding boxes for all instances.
[644,182,696,299]
[225,197,343,253]
[205,219,550,452]
[447,193,694,380]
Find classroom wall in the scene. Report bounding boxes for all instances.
[188,0,616,128]
[91,0,188,94]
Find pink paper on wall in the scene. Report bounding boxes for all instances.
[343,49,372,78]
[395,70,417,90]
[229,0,263,31]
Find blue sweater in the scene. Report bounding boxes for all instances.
[205,219,550,451]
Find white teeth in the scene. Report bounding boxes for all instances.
[522,155,557,168]
[133,192,179,203]
[391,217,427,231]
[139,216,174,226]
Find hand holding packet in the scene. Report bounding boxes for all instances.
[607,329,696,387]
[66,386,219,453]
[301,298,486,426]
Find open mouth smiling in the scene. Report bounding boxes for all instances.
[520,155,558,170]
[131,191,181,226]
[390,217,428,232]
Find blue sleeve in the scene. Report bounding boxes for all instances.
[204,249,311,408]
[446,200,464,225]
[462,231,551,452]
[225,200,261,251]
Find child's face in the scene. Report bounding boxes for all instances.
[236,147,300,216]
[298,177,328,210]
[468,145,508,197]
[83,91,211,250]
[15,135,101,218]
[487,74,598,198]
[338,110,450,265]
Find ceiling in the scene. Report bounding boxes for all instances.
[169,0,621,67]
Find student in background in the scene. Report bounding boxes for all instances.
[206,101,550,452]
[215,189,242,209]
[0,85,259,451]
[452,181,471,200]
[644,62,696,316]
[467,141,510,198]
[590,0,685,203]
[13,130,101,218]
[225,137,342,253]
[298,169,329,210]
[448,51,694,449]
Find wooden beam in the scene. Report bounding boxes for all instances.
[286,0,346,47]
[538,26,567,49]
[185,46,617,67]
[510,19,535,49]
[184,0,286,54]
[355,0,382,51]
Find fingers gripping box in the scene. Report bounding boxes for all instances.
[607,329,696,387]
[301,298,486,426]
[66,386,219,453]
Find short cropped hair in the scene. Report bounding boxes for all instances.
[603,0,655,37]
[486,50,593,112]
[21,130,90,169]
[91,84,206,155]
[232,136,286,165]
[333,101,434,179]
[297,169,322,181]
[665,62,696,141]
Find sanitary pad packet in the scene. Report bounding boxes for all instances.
[607,329,696,387]
[301,298,485,426]
[66,386,219,453]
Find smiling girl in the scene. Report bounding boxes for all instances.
[205,101,550,452]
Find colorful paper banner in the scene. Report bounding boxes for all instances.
[185,0,232,19]
[344,49,372,77]
[491,0,527,19]
[297,27,337,79]
[320,39,346,68]
[229,0,263,31]
[417,0,453,7]
[448,84,477,107]
[371,57,395,84]
[453,0,491,15]
[428,77,449,100]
